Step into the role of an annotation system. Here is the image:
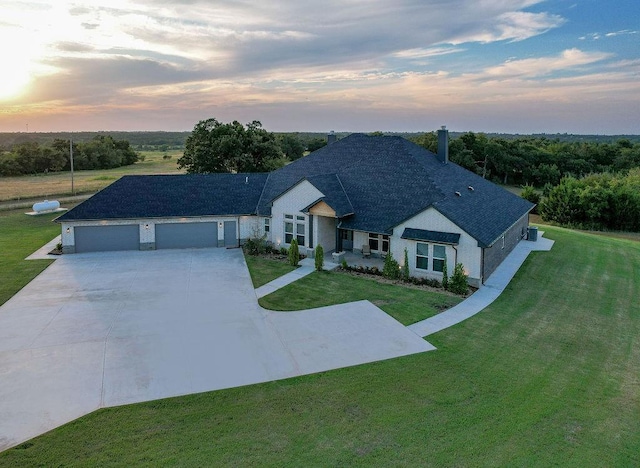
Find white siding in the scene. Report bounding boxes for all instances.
[390,207,482,283]
[239,216,260,240]
[271,180,324,248]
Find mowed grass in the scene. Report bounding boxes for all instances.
[259,270,461,325]
[1,226,639,466]
[0,210,61,306]
[244,255,297,288]
[0,151,184,201]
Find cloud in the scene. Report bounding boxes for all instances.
[482,48,613,79]
[1,1,638,133]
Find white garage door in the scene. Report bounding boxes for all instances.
[75,225,140,253]
[155,222,218,249]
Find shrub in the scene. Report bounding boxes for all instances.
[383,252,400,279]
[280,247,288,256]
[442,260,449,291]
[341,259,348,270]
[449,263,468,295]
[315,245,324,271]
[243,235,267,256]
[402,248,410,281]
[288,239,300,266]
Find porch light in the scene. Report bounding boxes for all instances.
[144,224,150,230]
[65,227,70,233]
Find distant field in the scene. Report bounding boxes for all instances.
[0,151,184,202]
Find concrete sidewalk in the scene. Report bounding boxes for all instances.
[408,234,554,337]
[254,257,338,298]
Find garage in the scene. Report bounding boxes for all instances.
[75,225,140,253]
[155,222,218,249]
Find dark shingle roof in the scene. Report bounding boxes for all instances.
[56,174,268,221]
[401,228,461,245]
[58,135,533,247]
[263,134,532,245]
[306,174,354,217]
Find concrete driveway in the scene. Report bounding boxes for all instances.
[0,248,432,451]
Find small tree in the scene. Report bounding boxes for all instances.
[315,245,324,271]
[449,263,468,295]
[521,184,541,214]
[288,239,300,266]
[402,248,410,281]
[441,260,449,291]
[383,251,400,279]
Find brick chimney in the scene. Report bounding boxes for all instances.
[327,130,337,145]
[437,126,449,164]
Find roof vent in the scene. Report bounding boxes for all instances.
[468,185,474,191]
[455,191,462,197]
[245,176,248,184]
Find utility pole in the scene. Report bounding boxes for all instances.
[70,138,75,195]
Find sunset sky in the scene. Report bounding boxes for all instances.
[1,0,638,134]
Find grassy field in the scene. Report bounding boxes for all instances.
[0,226,639,466]
[0,151,184,202]
[0,209,61,306]
[259,270,461,325]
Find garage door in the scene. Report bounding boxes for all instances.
[75,225,140,253]
[155,222,218,249]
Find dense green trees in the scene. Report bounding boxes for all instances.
[0,136,139,176]
[412,132,640,187]
[178,118,286,174]
[540,169,640,231]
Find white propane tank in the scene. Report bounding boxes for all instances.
[32,200,60,213]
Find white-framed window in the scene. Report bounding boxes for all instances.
[296,215,306,246]
[433,245,446,272]
[416,243,429,270]
[368,233,389,253]
[284,214,294,243]
[264,218,270,233]
[284,214,306,246]
[416,243,447,272]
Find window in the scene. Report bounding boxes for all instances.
[433,245,446,272]
[264,218,270,233]
[296,216,306,246]
[416,243,429,270]
[381,235,389,253]
[368,233,389,253]
[284,214,305,246]
[284,214,294,243]
[368,232,379,251]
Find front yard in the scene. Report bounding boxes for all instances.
[1,222,639,466]
[257,269,461,325]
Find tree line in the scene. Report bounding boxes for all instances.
[412,132,640,188]
[539,170,640,232]
[0,135,139,176]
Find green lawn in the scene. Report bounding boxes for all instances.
[244,255,297,288]
[1,226,639,466]
[0,210,61,306]
[259,270,461,325]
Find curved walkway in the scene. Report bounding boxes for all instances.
[408,233,554,337]
[254,234,554,339]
